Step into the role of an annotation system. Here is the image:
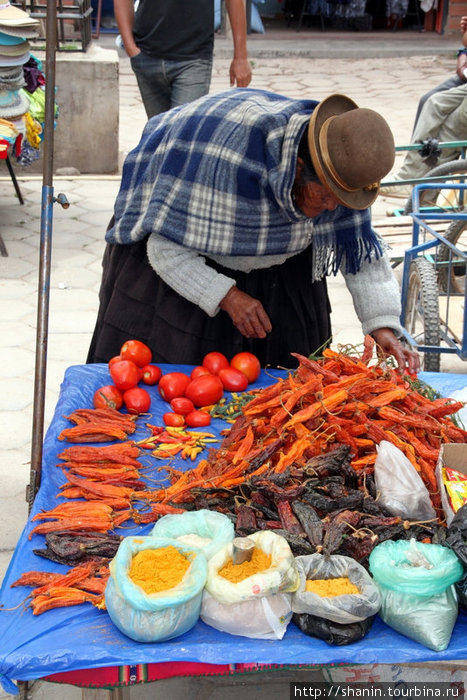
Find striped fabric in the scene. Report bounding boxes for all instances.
[106,88,382,279]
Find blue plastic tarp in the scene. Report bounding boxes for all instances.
[0,365,466,695]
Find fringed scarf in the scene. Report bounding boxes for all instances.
[106,88,382,280]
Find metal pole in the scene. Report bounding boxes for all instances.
[27,1,57,510]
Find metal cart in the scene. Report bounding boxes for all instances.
[400,182,467,371]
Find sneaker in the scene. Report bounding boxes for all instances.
[379,182,413,198]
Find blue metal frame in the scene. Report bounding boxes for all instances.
[400,183,467,360]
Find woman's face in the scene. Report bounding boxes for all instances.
[292,158,340,217]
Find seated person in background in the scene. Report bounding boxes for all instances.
[411,16,467,132]
[87,88,419,374]
[380,81,467,199]
[380,16,467,199]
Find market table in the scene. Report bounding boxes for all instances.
[0,364,466,696]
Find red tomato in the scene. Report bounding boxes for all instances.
[120,339,152,367]
[218,367,249,392]
[170,397,195,416]
[185,410,211,427]
[108,355,122,370]
[185,374,224,407]
[93,385,123,410]
[158,372,191,402]
[202,351,229,375]
[123,386,151,414]
[230,352,261,384]
[109,360,139,391]
[163,412,185,427]
[190,365,212,379]
[141,364,162,385]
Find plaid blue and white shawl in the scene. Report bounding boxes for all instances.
[106,88,382,279]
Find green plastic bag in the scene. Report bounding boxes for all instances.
[105,536,207,643]
[369,538,463,651]
[151,509,234,560]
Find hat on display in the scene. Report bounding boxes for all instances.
[0,63,22,77]
[0,73,25,90]
[0,25,39,38]
[0,86,29,118]
[0,29,24,44]
[0,64,24,88]
[0,3,41,37]
[0,50,29,65]
[0,2,39,24]
[0,39,30,56]
[308,94,395,209]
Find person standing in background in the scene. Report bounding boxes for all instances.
[114,0,252,119]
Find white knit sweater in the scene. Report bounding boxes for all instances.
[146,231,402,337]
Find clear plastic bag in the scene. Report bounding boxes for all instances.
[201,590,292,640]
[291,553,381,624]
[105,536,207,643]
[205,530,299,606]
[369,538,463,651]
[374,440,436,520]
[151,509,234,560]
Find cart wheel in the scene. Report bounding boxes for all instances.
[405,257,441,372]
[437,216,467,294]
[403,160,467,215]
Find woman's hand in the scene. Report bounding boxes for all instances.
[220,286,272,338]
[371,327,420,375]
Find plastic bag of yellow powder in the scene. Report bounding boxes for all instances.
[305,577,360,596]
[105,536,207,642]
[200,530,299,640]
[129,545,190,594]
[292,553,381,623]
[291,553,381,646]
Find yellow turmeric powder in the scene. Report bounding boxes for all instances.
[219,548,271,583]
[129,545,190,594]
[305,577,359,597]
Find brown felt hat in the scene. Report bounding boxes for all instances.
[308,94,395,209]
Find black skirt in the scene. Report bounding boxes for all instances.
[86,238,332,369]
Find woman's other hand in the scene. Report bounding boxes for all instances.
[220,286,272,338]
[371,327,420,375]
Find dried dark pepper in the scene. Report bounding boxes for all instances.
[276,500,305,536]
[341,533,378,566]
[235,504,257,530]
[271,529,315,556]
[302,490,337,515]
[46,532,122,560]
[292,501,324,552]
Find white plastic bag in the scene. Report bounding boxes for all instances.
[201,590,292,640]
[151,509,234,560]
[374,440,436,520]
[105,536,207,643]
[199,530,298,639]
[205,530,299,605]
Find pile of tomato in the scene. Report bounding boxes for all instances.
[93,342,261,424]
[158,351,261,428]
[92,340,161,415]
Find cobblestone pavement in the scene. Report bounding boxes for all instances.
[0,37,466,698]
